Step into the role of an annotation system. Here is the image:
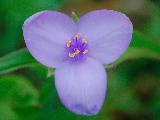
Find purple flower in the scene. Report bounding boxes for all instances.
[23,10,133,115]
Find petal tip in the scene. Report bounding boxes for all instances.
[23,10,49,30]
[68,103,101,116]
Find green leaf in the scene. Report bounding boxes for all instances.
[106,47,160,69]
[0,74,39,120]
[0,48,38,74]
[142,2,160,41]
[0,74,39,106]
[47,68,55,78]
[130,31,160,52]
[0,103,19,120]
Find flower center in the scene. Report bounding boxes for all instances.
[66,34,89,62]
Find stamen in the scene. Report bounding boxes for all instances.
[82,39,87,44]
[74,34,79,39]
[69,49,80,58]
[67,34,89,61]
[74,48,80,54]
[67,40,71,47]
[69,53,75,58]
[83,49,89,54]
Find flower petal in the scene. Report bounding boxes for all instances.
[23,10,77,67]
[55,58,107,115]
[77,10,133,64]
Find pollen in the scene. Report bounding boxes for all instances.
[74,48,80,54]
[69,53,75,58]
[83,49,89,54]
[67,40,71,47]
[74,34,79,39]
[82,39,87,44]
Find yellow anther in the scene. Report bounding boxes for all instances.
[74,34,79,39]
[83,49,89,54]
[67,40,71,47]
[69,49,80,58]
[69,53,75,58]
[74,49,80,54]
[82,39,87,44]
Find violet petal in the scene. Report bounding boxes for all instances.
[55,58,107,115]
[23,10,77,67]
[77,10,133,64]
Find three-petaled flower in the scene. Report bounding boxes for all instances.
[23,9,133,115]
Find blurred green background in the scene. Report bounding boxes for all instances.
[0,0,160,120]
